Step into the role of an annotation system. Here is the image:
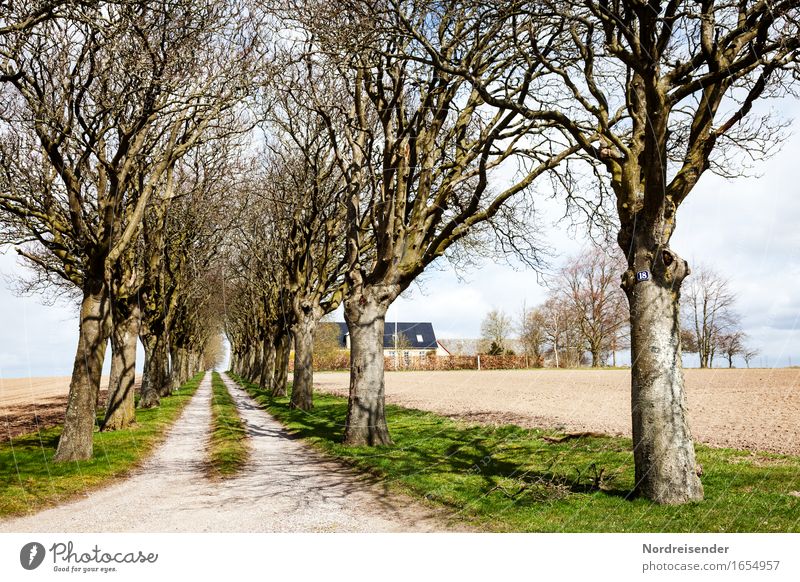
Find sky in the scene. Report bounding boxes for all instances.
[1,106,799,376]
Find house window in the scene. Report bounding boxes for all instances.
[416,334,423,342]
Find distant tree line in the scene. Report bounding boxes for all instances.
[481,254,757,369]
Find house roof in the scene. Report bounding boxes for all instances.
[332,321,438,350]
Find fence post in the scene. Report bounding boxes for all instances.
[477,354,481,371]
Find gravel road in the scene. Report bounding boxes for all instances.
[0,373,451,532]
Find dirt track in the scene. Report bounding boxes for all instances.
[0,373,452,532]
[314,368,800,456]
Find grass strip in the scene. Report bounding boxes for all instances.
[0,372,204,519]
[229,371,800,533]
[207,371,249,478]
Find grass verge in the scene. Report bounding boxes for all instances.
[207,371,249,478]
[0,372,204,519]
[229,371,800,532]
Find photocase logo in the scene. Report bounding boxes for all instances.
[20,542,46,570]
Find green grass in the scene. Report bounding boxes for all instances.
[229,371,800,532]
[0,372,204,519]
[207,371,249,478]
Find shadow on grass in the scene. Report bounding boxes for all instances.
[228,371,800,532]
[232,374,633,504]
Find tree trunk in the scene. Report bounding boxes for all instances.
[271,332,290,397]
[231,349,240,375]
[169,346,180,389]
[184,351,192,379]
[179,346,191,384]
[243,346,254,381]
[139,333,168,408]
[54,283,111,461]
[590,346,601,367]
[290,310,319,411]
[102,302,140,431]
[157,336,173,397]
[259,337,276,393]
[623,248,703,504]
[343,290,392,446]
[252,342,263,384]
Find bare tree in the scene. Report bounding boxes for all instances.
[682,266,737,369]
[435,0,800,502]
[224,173,296,399]
[558,248,628,367]
[480,309,513,355]
[518,305,547,367]
[0,0,258,459]
[314,320,344,362]
[0,1,74,38]
[289,1,576,445]
[743,346,760,369]
[717,330,746,368]
[256,63,349,411]
[540,296,583,368]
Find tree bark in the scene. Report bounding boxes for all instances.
[54,282,111,461]
[169,346,179,389]
[623,247,703,504]
[290,309,319,410]
[244,346,256,382]
[251,342,263,384]
[271,332,290,397]
[259,336,276,393]
[343,289,392,446]
[590,346,601,367]
[102,302,140,431]
[157,336,173,397]
[178,346,190,385]
[139,333,168,408]
[185,348,193,380]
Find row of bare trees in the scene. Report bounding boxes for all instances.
[488,255,756,369]
[681,266,759,368]
[3,1,798,507]
[0,0,247,459]
[227,1,798,506]
[511,249,629,367]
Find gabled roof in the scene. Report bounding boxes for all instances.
[332,321,438,350]
[383,322,438,349]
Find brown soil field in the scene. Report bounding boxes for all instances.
[314,368,800,456]
[0,376,113,442]
[3,369,798,455]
